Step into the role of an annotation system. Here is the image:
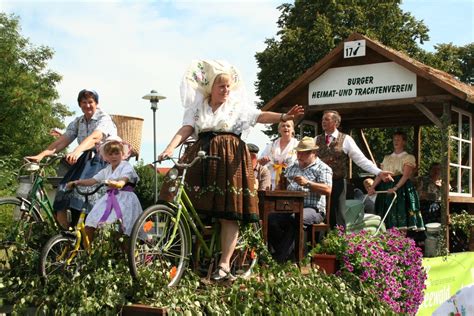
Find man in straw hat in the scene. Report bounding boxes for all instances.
[268,136,332,263]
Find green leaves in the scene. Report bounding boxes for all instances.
[450,210,474,240]
[134,160,163,210]
[255,1,431,110]
[1,222,395,314]
[0,13,72,159]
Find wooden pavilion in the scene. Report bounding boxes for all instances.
[262,32,474,243]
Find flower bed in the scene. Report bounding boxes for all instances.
[1,223,396,315]
[315,227,427,315]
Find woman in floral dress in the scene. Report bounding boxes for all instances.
[158,60,304,280]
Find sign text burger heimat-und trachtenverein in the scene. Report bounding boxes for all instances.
[308,62,417,105]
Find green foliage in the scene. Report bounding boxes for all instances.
[314,228,427,314]
[0,13,72,159]
[0,155,22,194]
[312,228,347,259]
[418,43,474,84]
[134,160,163,210]
[450,210,474,240]
[1,224,395,314]
[254,1,472,169]
[255,0,429,108]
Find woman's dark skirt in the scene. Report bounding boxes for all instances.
[53,150,107,213]
[375,175,425,230]
[159,134,259,222]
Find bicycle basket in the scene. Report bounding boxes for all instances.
[110,114,144,160]
[16,175,33,198]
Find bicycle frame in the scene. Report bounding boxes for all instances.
[63,212,91,265]
[4,156,61,240]
[164,165,217,259]
[23,171,57,226]
[128,152,259,284]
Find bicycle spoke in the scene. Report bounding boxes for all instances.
[229,223,260,278]
[40,235,80,280]
[129,205,189,286]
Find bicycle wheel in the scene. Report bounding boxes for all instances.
[39,233,80,280]
[229,222,261,279]
[128,204,190,287]
[0,197,42,243]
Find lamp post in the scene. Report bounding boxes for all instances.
[142,90,166,203]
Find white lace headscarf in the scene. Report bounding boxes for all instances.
[180,60,256,138]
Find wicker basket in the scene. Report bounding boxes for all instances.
[110,114,144,159]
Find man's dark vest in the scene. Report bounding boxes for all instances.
[316,132,348,180]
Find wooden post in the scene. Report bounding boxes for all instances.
[414,126,421,176]
[348,130,353,179]
[441,103,451,253]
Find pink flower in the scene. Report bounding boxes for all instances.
[334,227,426,315]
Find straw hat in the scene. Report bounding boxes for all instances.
[99,136,133,161]
[295,137,318,152]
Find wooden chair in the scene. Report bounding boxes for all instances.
[310,192,331,247]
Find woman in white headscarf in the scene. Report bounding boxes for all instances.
[158,60,304,280]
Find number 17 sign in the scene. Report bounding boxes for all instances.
[344,40,366,58]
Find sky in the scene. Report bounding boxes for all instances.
[1,0,473,166]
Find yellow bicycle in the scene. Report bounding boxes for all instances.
[38,183,108,280]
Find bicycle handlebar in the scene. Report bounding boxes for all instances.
[153,150,220,169]
[74,182,107,196]
[23,153,65,167]
[20,153,65,174]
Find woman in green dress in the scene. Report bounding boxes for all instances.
[368,131,424,231]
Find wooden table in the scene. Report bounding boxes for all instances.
[258,190,306,262]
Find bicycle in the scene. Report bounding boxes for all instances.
[0,154,63,248]
[127,150,261,287]
[39,183,107,280]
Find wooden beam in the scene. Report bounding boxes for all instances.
[364,35,473,102]
[306,94,455,113]
[262,42,346,112]
[358,129,376,164]
[448,196,474,203]
[413,103,442,128]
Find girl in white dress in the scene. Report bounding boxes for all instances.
[67,136,143,242]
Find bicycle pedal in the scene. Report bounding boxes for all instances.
[61,231,77,238]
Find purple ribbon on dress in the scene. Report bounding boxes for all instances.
[98,185,134,232]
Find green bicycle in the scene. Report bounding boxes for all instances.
[0,154,63,245]
[128,151,261,287]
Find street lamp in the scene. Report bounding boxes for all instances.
[142,90,166,203]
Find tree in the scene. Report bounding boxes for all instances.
[255,0,430,107]
[0,13,72,159]
[419,43,473,84]
[254,1,472,176]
